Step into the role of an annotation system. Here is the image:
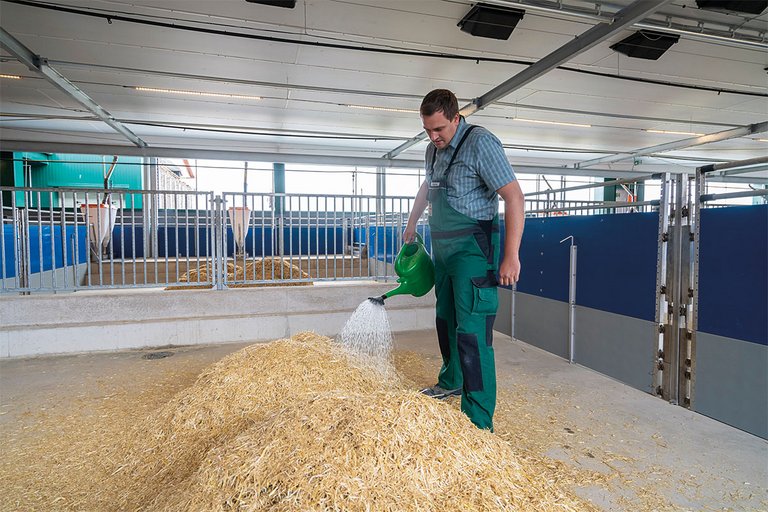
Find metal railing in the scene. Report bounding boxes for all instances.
[1,187,415,293]
[524,174,662,216]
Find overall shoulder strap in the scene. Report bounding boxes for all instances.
[445,125,478,173]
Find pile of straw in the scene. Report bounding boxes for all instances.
[172,257,311,289]
[92,333,594,511]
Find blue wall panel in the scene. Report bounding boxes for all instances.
[698,204,768,346]
[2,224,14,278]
[1,224,87,279]
[515,213,659,321]
[361,226,431,263]
[282,226,344,256]
[112,226,145,259]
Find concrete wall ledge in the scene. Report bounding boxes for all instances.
[0,283,435,358]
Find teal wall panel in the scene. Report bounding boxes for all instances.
[5,153,145,209]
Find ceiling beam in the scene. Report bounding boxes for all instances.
[0,139,694,177]
[382,0,671,159]
[575,122,768,168]
[0,27,147,148]
[484,0,767,50]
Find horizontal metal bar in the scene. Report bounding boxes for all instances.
[577,122,768,168]
[526,199,660,213]
[476,0,671,110]
[706,176,768,185]
[700,189,768,202]
[487,0,767,50]
[0,140,698,177]
[526,173,660,197]
[0,27,147,148]
[699,156,768,174]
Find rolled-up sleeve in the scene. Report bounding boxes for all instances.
[473,129,516,192]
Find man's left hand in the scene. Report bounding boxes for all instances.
[498,255,521,287]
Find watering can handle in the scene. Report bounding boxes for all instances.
[413,232,424,246]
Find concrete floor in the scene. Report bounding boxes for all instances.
[1,330,766,511]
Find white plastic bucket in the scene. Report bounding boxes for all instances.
[227,206,251,254]
[80,203,118,259]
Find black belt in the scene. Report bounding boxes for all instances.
[430,224,499,240]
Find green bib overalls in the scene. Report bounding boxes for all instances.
[427,125,500,430]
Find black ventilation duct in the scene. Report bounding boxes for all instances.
[458,3,525,40]
[245,0,297,8]
[610,30,680,60]
[695,0,767,14]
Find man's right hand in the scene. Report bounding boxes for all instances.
[403,225,417,244]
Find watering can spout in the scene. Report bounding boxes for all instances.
[368,294,386,305]
[380,233,435,301]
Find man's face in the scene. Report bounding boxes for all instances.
[422,111,459,150]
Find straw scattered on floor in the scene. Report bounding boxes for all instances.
[1,333,606,512]
[168,257,312,289]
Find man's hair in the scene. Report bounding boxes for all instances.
[420,89,459,120]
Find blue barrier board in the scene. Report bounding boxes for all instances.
[698,204,768,345]
[514,213,659,321]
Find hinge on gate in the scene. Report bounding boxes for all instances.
[661,232,669,242]
[689,232,695,242]
[688,288,694,298]
[667,304,674,315]
[683,396,691,406]
[656,386,663,396]
[684,369,691,380]
[680,306,687,317]
[660,285,667,295]
[681,206,689,218]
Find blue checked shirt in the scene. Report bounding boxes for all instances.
[425,117,516,220]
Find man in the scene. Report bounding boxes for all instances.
[403,89,524,430]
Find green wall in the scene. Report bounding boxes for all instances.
[1,153,144,208]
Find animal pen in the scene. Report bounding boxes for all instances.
[1,156,766,512]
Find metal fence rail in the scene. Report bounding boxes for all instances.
[1,187,416,293]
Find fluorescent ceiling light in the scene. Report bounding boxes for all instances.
[346,104,418,113]
[513,117,591,128]
[0,74,22,80]
[756,138,768,142]
[645,129,704,136]
[134,87,261,100]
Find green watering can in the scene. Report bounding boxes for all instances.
[369,233,435,305]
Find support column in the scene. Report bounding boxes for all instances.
[273,163,285,257]
[375,166,386,218]
[143,157,159,259]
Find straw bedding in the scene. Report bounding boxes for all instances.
[86,333,594,511]
[2,333,601,511]
[170,257,311,289]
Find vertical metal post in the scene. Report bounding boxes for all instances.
[146,157,159,260]
[561,235,577,363]
[658,173,696,406]
[688,168,705,409]
[677,178,693,408]
[376,166,386,220]
[666,174,684,404]
[653,173,672,397]
[273,163,285,258]
[510,282,516,339]
[212,194,226,290]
